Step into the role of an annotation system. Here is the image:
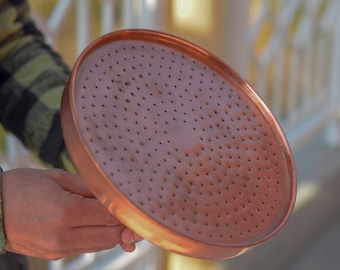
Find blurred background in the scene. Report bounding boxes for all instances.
[1,0,340,269]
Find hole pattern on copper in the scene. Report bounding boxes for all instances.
[75,40,290,245]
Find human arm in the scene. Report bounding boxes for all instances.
[0,0,141,257]
[0,0,73,171]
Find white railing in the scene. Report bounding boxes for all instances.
[247,0,340,150]
[1,0,340,269]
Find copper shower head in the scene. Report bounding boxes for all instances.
[61,29,297,259]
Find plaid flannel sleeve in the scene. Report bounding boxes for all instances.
[0,0,76,249]
[0,0,75,172]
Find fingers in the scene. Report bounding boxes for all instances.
[65,227,142,255]
[47,169,95,198]
[121,228,142,245]
[63,226,125,254]
[64,195,143,252]
[120,242,136,253]
[120,228,143,252]
[63,193,122,227]
[57,172,144,252]
[5,225,125,260]
[52,169,119,227]
[49,170,144,251]
[65,195,143,253]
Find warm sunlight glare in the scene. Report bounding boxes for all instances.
[172,0,212,33]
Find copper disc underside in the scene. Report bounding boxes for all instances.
[61,30,296,259]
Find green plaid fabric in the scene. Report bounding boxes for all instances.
[0,0,76,248]
[0,0,74,170]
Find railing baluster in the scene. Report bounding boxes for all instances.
[76,0,90,55]
[123,0,134,28]
[325,0,340,145]
[47,0,73,35]
[101,0,115,34]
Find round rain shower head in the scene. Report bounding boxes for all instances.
[61,29,297,259]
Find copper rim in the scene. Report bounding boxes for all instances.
[61,29,297,259]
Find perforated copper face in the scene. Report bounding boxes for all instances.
[61,30,296,259]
